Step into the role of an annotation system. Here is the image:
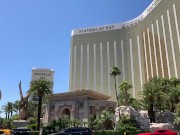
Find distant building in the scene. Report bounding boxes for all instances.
[30,68,54,101]
[69,0,180,100]
[43,90,116,125]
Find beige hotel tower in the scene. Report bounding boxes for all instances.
[69,0,180,100]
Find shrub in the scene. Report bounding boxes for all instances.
[93,129,149,135]
[27,124,37,130]
[94,130,122,135]
[29,131,39,135]
[115,115,139,132]
[28,117,37,124]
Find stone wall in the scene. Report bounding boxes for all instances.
[155,111,174,123]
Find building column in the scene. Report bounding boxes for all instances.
[71,109,75,120]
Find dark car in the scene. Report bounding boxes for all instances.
[138,129,177,135]
[11,127,31,135]
[49,127,93,135]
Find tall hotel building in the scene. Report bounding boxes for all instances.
[69,0,180,100]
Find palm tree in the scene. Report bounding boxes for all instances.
[3,107,8,119]
[28,79,53,130]
[141,76,164,122]
[13,100,20,114]
[110,66,121,120]
[168,77,180,112]
[119,81,132,106]
[2,102,15,119]
[167,86,180,112]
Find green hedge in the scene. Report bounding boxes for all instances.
[29,131,39,135]
[94,130,147,135]
[94,130,122,135]
[27,129,148,135]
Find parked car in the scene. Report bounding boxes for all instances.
[49,127,93,135]
[11,127,31,135]
[138,129,177,135]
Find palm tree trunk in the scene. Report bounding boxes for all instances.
[8,113,10,119]
[171,100,174,113]
[11,111,13,118]
[125,90,128,106]
[37,96,42,130]
[114,76,121,121]
[148,103,155,123]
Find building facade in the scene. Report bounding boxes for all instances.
[69,0,180,100]
[43,90,116,124]
[30,68,54,100]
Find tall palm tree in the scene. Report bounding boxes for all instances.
[110,66,121,102]
[110,66,121,120]
[28,79,53,130]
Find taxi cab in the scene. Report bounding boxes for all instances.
[0,129,12,135]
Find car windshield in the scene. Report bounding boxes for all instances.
[13,129,30,131]
[57,130,64,133]
[64,128,71,133]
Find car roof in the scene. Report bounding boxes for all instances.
[65,127,88,130]
[17,127,28,129]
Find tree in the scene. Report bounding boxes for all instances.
[61,115,71,129]
[110,66,121,120]
[141,77,160,123]
[26,101,38,118]
[115,115,138,131]
[174,103,180,129]
[56,118,63,130]
[168,77,180,112]
[97,110,114,130]
[119,81,132,106]
[71,119,80,127]
[13,100,20,114]
[28,79,53,130]
[2,106,8,119]
[141,76,169,122]
[2,102,15,119]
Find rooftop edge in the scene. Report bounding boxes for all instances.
[71,0,161,36]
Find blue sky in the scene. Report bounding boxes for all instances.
[0,0,152,117]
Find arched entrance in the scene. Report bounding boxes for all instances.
[61,108,71,118]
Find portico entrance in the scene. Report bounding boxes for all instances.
[61,108,71,118]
